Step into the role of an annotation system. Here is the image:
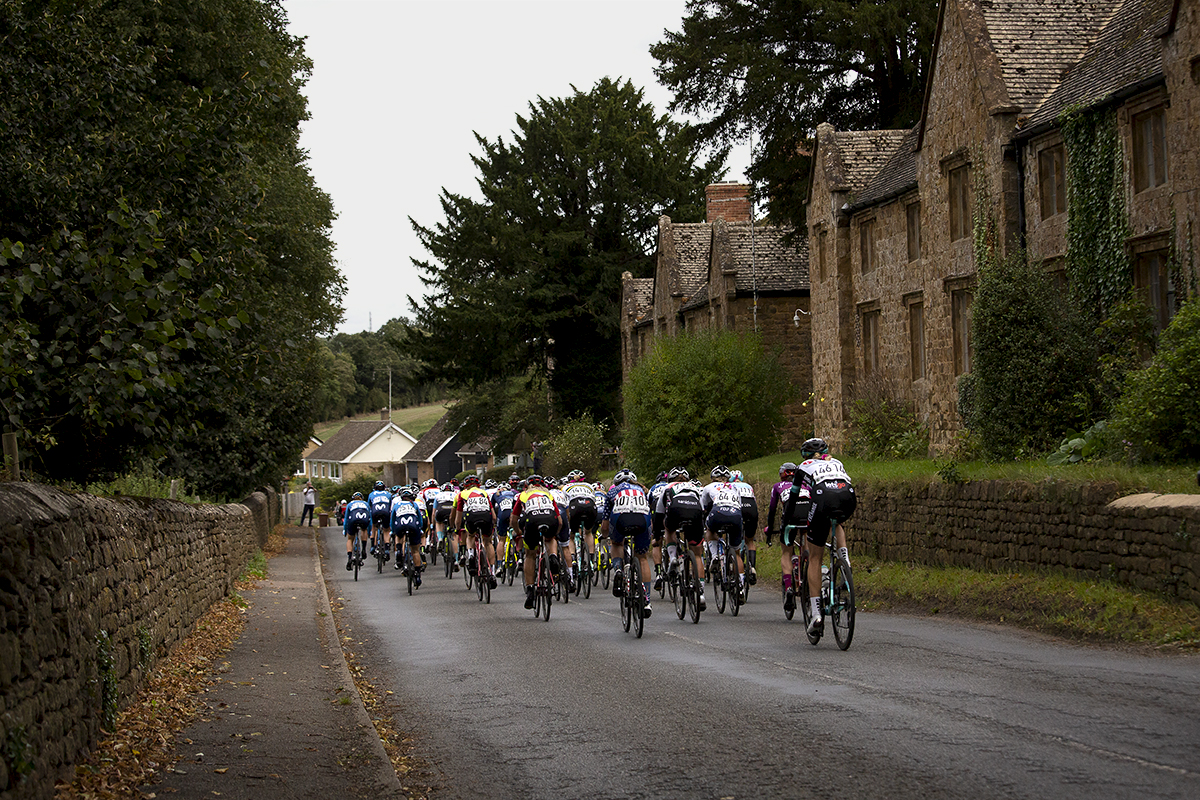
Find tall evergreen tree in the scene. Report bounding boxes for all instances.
[651,0,938,227]
[410,78,724,428]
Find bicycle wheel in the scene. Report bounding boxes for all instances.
[830,555,855,650]
[674,556,688,620]
[800,549,820,645]
[377,533,385,574]
[541,556,553,621]
[620,566,633,632]
[688,561,701,625]
[352,537,360,582]
[406,548,414,596]
[429,536,438,565]
[464,546,474,590]
[443,540,453,579]
[482,567,491,604]
[784,557,799,621]
[581,556,592,599]
[600,544,611,589]
[713,553,727,614]
[632,567,645,639]
[727,550,741,617]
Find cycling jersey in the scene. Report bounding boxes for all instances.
[549,487,571,542]
[731,478,759,535]
[434,489,456,523]
[563,480,598,534]
[343,499,371,536]
[390,500,426,546]
[454,486,495,536]
[367,490,392,526]
[768,479,811,545]
[605,480,651,554]
[701,481,744,547]
[512,487,560,548]
[491,488,516,534]
[658,480,704,545]
[794,455,855,545]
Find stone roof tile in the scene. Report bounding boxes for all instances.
[851,127,920,210]
[826,130,910,197]
[1022,0,1171,129]
[669,224,712,295]
[727,225,809,292]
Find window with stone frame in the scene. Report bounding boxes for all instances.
[862,308,881,376]
[908,299,926,381]
[859,218,876,274]
[949,164,972,241]
[906,201,921,261]
[1132,106,1168,193]
[952,288,973,375]
[1134,250,1174,332]
[1038,144,1067,219]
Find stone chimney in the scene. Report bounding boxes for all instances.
[705,182,751,224]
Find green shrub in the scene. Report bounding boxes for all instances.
[970,249,1097,459]
[1094,290,1157,415]
[541,416,608,478]
[623,329,789,476]
[1112,298,1200,462]
[847,374,929,460]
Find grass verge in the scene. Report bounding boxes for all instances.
[747,541,1200,650]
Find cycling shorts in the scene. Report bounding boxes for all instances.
[666,506,705,546]
[464,511,493,539]
[568,502,598,534]
[650,510,666,540]
[520,512,559,551]
[494,510,512,536]
[393,523,423,547]
[609,512,651,555]
[345,509,370,536]
[434,506,452,524]
[807,481,856,547]
[371,510,390,529]
[705,508,744,548]
[741,506,759,539]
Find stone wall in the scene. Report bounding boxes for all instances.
[844,481,1200,603]
[0,482,278,798]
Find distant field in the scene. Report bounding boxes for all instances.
[314,402,449,443]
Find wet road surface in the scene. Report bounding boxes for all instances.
[320,527,1200,800]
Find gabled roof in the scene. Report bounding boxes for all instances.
[1022,0,1172,131]
[851,127,920,210]
[403,413,458,463]
[727,224,809,293]
[306,420,416,463]
[680,282,711,312]
[626,276,654,324]
[667,223,713,297]
[456,436,495,456]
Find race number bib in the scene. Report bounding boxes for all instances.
[612,489,650,514]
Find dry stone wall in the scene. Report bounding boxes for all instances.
[0,482,277,798]
[845,481,1200,603]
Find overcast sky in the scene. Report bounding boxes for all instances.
[283,0,750,335]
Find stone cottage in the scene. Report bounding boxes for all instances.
[620,182,812,448]
[807,0,1199,452]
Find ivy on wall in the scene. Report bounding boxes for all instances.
[1061,105,1131,322]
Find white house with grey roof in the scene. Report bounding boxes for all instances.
[303,419,417,483]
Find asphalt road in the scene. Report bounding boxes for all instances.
[320,527,1200,800]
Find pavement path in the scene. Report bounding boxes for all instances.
[153,527,401,799]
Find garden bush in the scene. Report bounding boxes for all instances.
[847,374,929,459]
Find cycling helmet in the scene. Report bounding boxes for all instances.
[352,492,364,500]
[527,474,545,487]
[731,470,744,482]
[462,475,480,489]
[567,469,584,482]
[801,437,830,458]
[441,482,453,491]
[518,479,529,491]
[391,485,401,494]
[423,478,438,489]
[779,461,798,479]
[399,488,415,501]
[484,479,496,489]
[545,477,558,489]
[656,471,668,484]
[668,466,689,482]
[710,465,731,482]
[508,473,521,486]
[374,480,386,491]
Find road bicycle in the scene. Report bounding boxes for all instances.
[708,525,742,616]
[619,553,647,638]
[469,529,493,604]
[461,531,475,591]
[571,527,594,599]
[441,531,455,579]
[531,525,554,621]
[671,546,702,624]
[351,529,365,582]
[400,538,421,596]
[799,520,855,650]
[597,535,613,589]
[500,530,521,586]
[376,530,388,574]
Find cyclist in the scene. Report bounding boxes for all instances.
[390,487,427,584]
[367,481,393,561]
[789,438,857,637]
[511,475,563,609]
[647,471,671,592]
[548,477,574,591]
[701,465,746,598]
[563,469,599,576]
[604,469,653,618]
[656,467,707,610]
[730,469,760,586]
[451,475,498,589]
[433,482,458,570]
[765,462,809,613]
[342,492,371,571]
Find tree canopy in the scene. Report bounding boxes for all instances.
[651,0,939,227]
[0,0,343,496]
[410,77,724,431]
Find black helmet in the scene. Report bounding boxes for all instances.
[779,461,798,479]
[710,465,731,481]
[352,491,364,500]
[801,438,830,457]
[668,467,689,481]
[374,480,386,491]
[527,474,545,487]
[399,488,415,501]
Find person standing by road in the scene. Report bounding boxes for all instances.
[300,480,317,527]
